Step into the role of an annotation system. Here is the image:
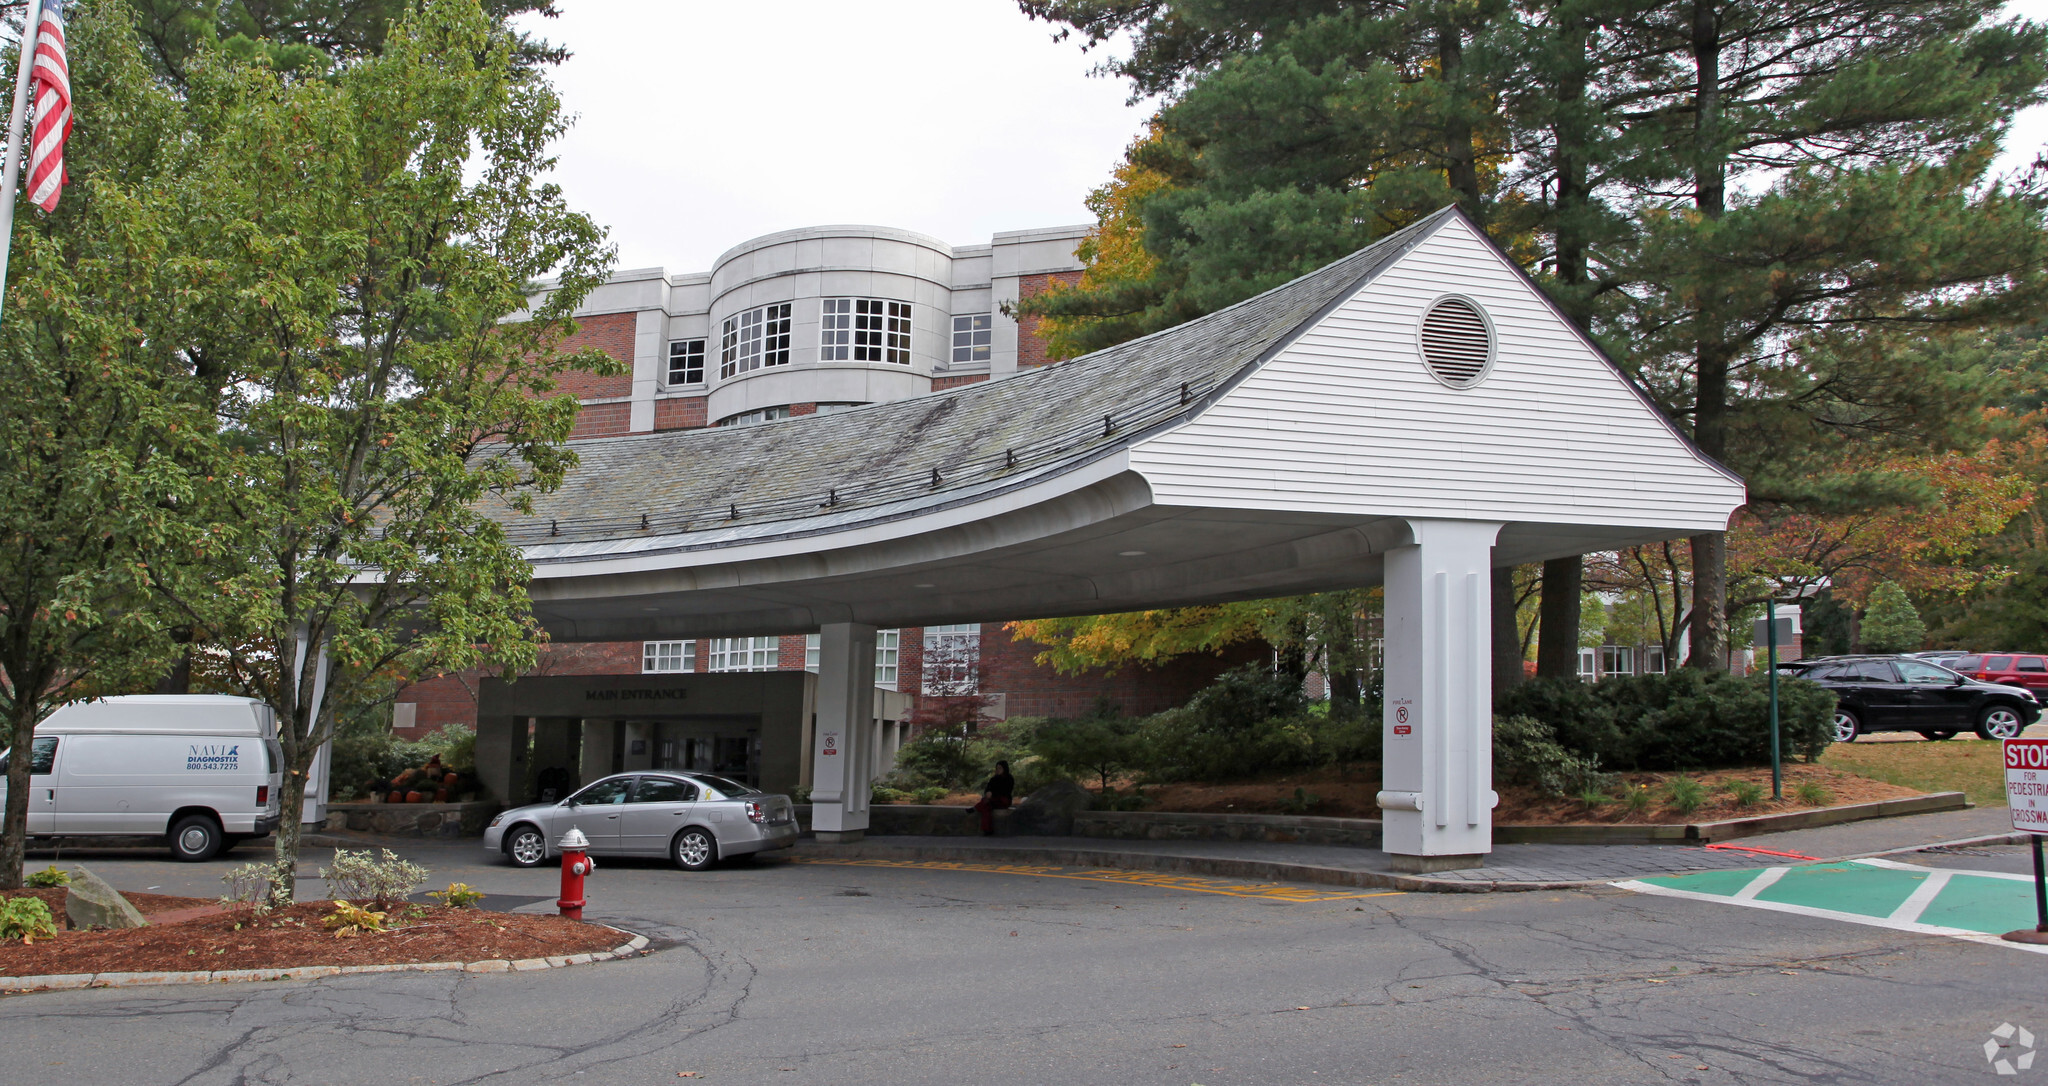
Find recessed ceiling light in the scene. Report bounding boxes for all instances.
[913,583,936,589]
[1118,550,1147,557]
[641,607,660,612]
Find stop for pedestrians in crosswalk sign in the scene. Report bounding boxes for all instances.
[2005,738,2048,834]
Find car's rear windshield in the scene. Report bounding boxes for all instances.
[1987,656,2016,670]
[1952,655,1982,670]
[689,774,760,797]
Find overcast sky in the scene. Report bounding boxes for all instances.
[522,0,2048,275]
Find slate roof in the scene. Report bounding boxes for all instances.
[487,208,1456,555]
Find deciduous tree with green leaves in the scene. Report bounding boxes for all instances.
[0,0,219,890]
[150,0,615,893]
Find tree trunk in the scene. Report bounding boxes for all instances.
[271,746,309,901]
[0,695,39,890]
[1492,566,1525,698]
[1535,556,1583,679]
[1687,532,1730,671]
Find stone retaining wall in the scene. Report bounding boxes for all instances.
[331,800,498,838]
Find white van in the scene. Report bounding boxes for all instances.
[0,695,284,861]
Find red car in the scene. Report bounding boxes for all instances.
[1951,654,2048,694]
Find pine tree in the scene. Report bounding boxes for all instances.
[1860,582,1928,653]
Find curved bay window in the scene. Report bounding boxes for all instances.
[821,298,911,364]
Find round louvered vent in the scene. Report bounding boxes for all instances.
[1418,296,1494,388]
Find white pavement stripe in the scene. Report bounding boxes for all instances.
[1731,866,1791,901]
[1609,879,2048,955]
[1854,856,2038,883]
[1886,869,1954,924]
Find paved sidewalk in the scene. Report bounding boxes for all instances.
[804,805,2027,893]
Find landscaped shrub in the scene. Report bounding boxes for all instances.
[24,865,69,888]
[1496,672,1832,772]
[1031,711,1145,791]
[319,849,428,910]
[220,859,296,914]
[0,896,57,944]
[1492,715,1613,797]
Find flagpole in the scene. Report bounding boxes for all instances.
[0,0,46,329]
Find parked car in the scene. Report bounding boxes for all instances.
[1790,655,2039,742]
[484,771,797,871]
[0,694,284,861]
[1946,653,2048,695]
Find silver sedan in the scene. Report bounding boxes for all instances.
[483,772,798,871]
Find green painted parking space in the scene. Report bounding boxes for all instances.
[1614,857,2048,952]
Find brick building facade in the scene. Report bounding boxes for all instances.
[393,223,1250,742]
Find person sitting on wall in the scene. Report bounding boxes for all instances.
[974,761,1015,836]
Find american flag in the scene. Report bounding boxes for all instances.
[24,0,68,214]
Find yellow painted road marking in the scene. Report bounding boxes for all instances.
[787,856,1402,902]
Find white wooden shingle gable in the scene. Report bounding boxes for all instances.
[1129,213,1746,531]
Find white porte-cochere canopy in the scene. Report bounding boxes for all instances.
[483,207,1745,863]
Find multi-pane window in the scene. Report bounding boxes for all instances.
[720,303,792,379]
[875,629,900,689]
[802,629,901,689]
[706,636,779,672]
[643,640,694,673]
[1600,646,1633,677]
[714,406,793,428]
[1577,647,1596,680]
[821,298,911,364]
[666,339,706,385]
[951,313,992,364]
[922,623,980,696]
[1643,645,1667,675]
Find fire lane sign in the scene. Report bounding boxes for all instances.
[2005,738,2048,834]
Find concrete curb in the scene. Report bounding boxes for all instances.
[1495,792,1973,845]
[797,840,1598,895]
[0,929,650,997]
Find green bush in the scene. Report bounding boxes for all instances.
[24,865,69,888]
[1665,776,1707,814]
[0,897,57,944]
[319,848,428,910]
[1031,712,1144,791]
[1493,715,1613,797]
[890,734,992,792]
[1727,780,1766,807]
[911,785,949,804]
[871,784,907,804]
[1496,672,1833,772]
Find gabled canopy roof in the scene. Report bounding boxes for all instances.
[494,208,1744,642]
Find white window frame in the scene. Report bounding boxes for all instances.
[706,636,779,672]
[951,313,992,364]
[803,629,900,688]
[875,629,900,690]
[1643,645,1667,675]
[643,640,694,673]
[714,405,792,428]
[1577,647,1597,680]
[1600,645,1633,677]
[666,339,706,386]
[821,298,910,364]
[720,303,792,379]
[922,623,980,696]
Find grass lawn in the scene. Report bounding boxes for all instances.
[1820,736,2010,806]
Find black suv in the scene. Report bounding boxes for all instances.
[1786,655,2040,742]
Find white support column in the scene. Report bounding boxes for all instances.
[810,622,878,842]
[1376,519,1503,871]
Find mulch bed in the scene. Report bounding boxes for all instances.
[897,762,1928,825]
[0,888,624,977]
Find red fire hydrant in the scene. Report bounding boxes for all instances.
[557,826,595,920]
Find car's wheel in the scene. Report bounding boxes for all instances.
[1918,730,1958,742]
[168,814,223,862]
[503,824,548,868]
[1977,704,2026,741]
[671,827,717,872]
[1832,708,1861,744]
